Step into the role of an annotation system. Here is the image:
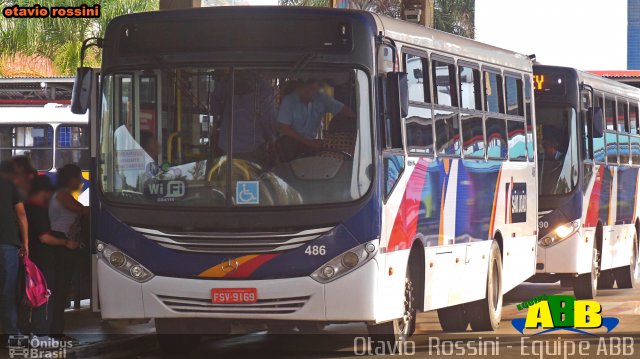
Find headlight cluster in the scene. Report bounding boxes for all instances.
[96,240,154,283]
[310,241,377,283]
[539,221,580,247]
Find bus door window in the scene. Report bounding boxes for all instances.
[617,100,630,165]
[0,125,53,171]
[56,125,89,170]
[605,96,618,164]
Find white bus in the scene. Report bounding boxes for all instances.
[72,7,538,352]
[0,103,90,204]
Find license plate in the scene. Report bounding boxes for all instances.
[211,288,257,304]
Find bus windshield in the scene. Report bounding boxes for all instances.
[99,67,372,208]
[536,105,579,196]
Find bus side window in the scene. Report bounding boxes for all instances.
[432,60,457,107]
[404,51,434,156]
[404,52,429,103]
[507,119,527,161]
[593,94,606,163]
[483,71,503,114]
[605,96,618,164]
[486,117,507,160]
[505,76,523,116]
[618,100,630,164]
[524,75,534,161]
[630,104,640,165]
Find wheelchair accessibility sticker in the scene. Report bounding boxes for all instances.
[236,181,259,205]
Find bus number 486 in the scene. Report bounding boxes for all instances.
[305,245,326,256]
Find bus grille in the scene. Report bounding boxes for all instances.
[157,294,310,315]
[131,226,333,254]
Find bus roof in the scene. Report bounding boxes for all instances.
[103,6,532,72]
[537,64,640,100]
[0,104,87,125]
[372,13,533,72]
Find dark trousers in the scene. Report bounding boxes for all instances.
[275,136,314,162]
[51,248,76,335]
[0,244,20,336]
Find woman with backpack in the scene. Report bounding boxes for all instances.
[24,175,79,336]
[49,164,87,339]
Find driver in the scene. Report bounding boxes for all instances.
[276,79,355,162]
[542,134,564,161]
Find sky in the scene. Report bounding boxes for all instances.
[475,0,627,70]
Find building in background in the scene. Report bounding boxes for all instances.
[630,0,640,69]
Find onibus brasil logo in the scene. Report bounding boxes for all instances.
[511,295,619,336]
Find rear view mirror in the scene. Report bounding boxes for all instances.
[386,72,409,119]
[71,67,94,114]
[589,107,604,138]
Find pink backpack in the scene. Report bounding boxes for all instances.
[22,256,50,308]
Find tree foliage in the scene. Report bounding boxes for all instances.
[279,0,474,38]
[0,0,159,76]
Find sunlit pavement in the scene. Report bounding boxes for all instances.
[2,279,639,359]
[125,277,640,358]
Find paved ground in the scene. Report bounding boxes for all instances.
[2,279,639,359]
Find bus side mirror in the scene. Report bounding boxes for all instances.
[589,107,604,138]
[71,67,94,115]
[385,72,409,119]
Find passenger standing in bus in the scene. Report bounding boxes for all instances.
[48,164,86,338]
[275,79,355,162]
[0,161,29,345]
[210,73,277,168]
[24,175,79,336]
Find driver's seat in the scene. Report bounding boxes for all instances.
[317,132,356,160]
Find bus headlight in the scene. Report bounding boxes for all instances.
[97,240,154,283]
[539,221,580,247]
[310,241,377,283]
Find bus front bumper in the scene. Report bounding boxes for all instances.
[96,256,379,322]
[536,231,593,275]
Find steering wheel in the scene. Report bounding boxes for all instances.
[316,147,353,160]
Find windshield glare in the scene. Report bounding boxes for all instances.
[536,105,579,196]
[99,67,372,207]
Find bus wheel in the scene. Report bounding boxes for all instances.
[437,304,468,332]
[574,246,599,299]
[597,270,615,289]
[366,264,417,351]
[613,233,638,289]
[466,241,503,331]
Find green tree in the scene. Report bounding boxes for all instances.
[279,0,474,38]
[434,0,474,38]
[0,0,158,76]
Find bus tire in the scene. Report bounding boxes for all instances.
[597,269,615,289]
[366,263,417,352]
[613,233,637,289]
[437,304,468,332]
[574,245,599,299]
[466,241,503,331]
